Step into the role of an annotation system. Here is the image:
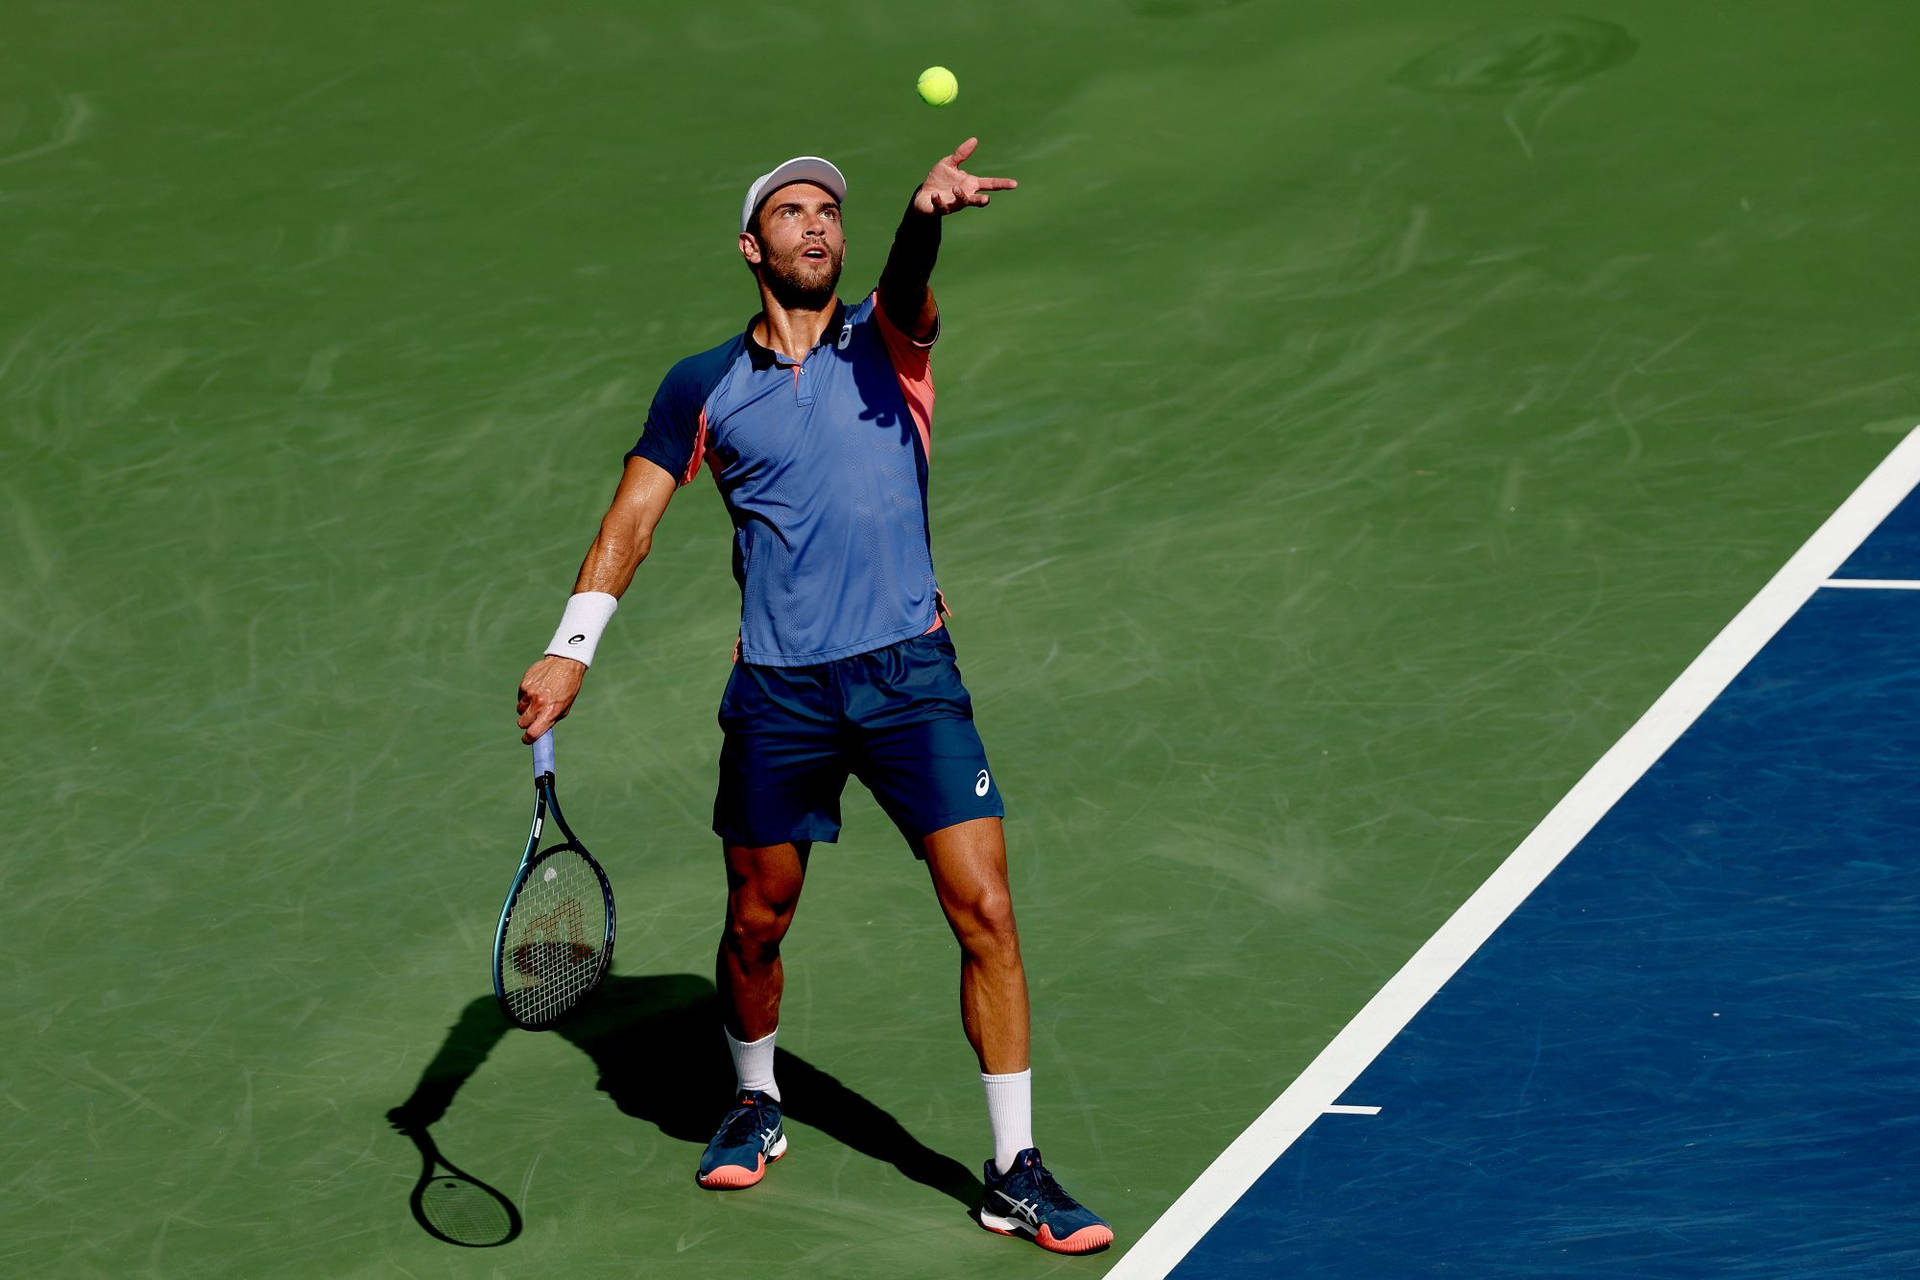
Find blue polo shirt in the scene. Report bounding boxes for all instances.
[628,291,943,667]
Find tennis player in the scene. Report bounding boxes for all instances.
[514,141,1111,1254]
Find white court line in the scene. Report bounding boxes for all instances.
[1821,578,1920,590]
[1321,1105,1381,1116]
[1105,426,1920,1280]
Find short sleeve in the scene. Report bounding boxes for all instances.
[867,291,936,450]
[627,356,714,485]
[872,288,939,373]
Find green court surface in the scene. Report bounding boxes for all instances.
[5,2,1915,1275]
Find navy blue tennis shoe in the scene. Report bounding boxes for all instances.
[978,1147,1113,1254]
[696,1090,786,1189]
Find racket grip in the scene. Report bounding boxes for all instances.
[532,730,556,779]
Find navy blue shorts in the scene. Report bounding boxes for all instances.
[712,629,1005,850]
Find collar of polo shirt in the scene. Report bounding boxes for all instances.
[744,299,849,368]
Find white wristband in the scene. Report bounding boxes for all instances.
[544,591,618,668]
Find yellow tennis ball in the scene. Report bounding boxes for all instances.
[916,66,959,107]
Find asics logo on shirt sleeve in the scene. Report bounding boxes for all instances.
[975,770,991,797]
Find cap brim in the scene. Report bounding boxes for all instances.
[742,157,847,233]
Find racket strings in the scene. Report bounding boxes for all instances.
[499,845,609,1026]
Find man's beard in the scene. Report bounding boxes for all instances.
[761,245,843,311]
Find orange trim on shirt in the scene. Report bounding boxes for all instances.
[871,290,935,461]
[682,406,710,485]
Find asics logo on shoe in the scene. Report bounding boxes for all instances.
[990,1190,1041,1225]
[978,1148,1113,1255]
[698,1092,787,1189]
[975,769,991,796]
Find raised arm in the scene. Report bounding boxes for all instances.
[515,455,679,743]
[878,137,1018,341]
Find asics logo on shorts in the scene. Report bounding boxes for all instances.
[975,769,991,797]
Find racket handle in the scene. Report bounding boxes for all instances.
[532,730,556,779]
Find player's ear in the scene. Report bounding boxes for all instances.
[739,230,763,266]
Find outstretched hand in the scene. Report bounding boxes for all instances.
[912,138,1018,216]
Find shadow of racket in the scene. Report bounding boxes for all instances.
[391,1119,523,1248]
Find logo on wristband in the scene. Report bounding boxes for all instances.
[569,634,586,645]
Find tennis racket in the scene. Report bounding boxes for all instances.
[399,1124,523,1247]
[491,729,615,1029]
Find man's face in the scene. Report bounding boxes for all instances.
[741,182,845,308]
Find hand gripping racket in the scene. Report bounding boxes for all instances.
[491,730,615,1029]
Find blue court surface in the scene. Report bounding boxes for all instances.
[1113,432,1920,1278]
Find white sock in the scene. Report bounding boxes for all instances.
[726,1027,780,1103]
[981,1068,1033,1174]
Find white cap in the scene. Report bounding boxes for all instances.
[740,156,848,234]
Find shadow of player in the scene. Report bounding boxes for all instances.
[388,971,980,1243]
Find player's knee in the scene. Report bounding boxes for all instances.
[951,888,1019,958]
[725,896,794,955]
